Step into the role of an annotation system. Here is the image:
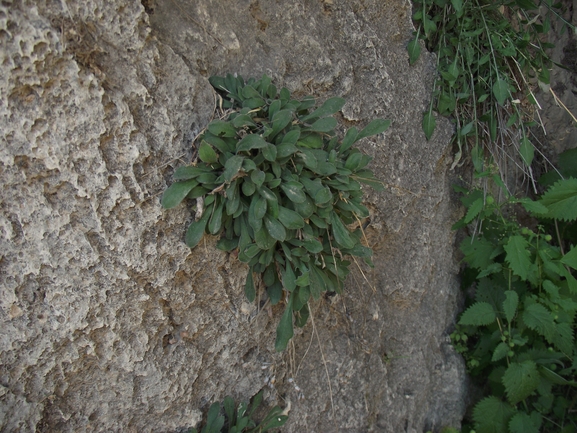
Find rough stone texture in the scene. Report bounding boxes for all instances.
[0,1,466,432]
[531,0,577,165]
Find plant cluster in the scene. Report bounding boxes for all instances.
[190,391,287,433]
[451,149,577,433]
[162,74,389,351]
[408,0,569,172]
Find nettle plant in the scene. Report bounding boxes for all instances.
[451,151,577,433]
[163,74,389,351]
[190,391,287,433]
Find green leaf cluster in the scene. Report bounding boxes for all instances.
[451,162,577,432]
[408,0,565,169]
[163,74,389,351]
[190,391,287,433]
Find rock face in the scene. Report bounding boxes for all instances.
[0,1,467,432]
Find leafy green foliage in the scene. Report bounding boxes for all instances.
[451,168,577,433]
[537,178,577,222]
[163,74,388,351]
[190,391,287,433]
[472,396,515,433]
[408,0,563,169]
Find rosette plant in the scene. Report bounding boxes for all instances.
[163,74,389,350]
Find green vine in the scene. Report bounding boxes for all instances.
[408,0,568,173]
[163,74,389,351]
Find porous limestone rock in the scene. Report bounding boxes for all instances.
[0,0,467,432]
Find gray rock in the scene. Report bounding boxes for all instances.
[0,0,466,432]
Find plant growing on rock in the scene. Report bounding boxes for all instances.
[163,73,389,351]
[190,390,287,433]
[409,0,567,176]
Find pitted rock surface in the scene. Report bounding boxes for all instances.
[1,1,467,432]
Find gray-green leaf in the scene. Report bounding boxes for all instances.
[422,111,436,140]
[493,78,509,106]
[161,179,198,209]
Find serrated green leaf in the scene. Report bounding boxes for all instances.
[523,303,555,341]
[473,396,514,433]
[408,37,421,65]
[459,302,496,326]
[477,262,502,278]
[504,235,532,281]
[502,360,540,404]
[236,134,268,152]
[356,119,391,141]
[519,198,549,214]
[550,321,573,353]
[275,294,294,352]
[537,178,577,221]
[161,179,198,209]
[460,236,499,270]
[561,245,577,270]
[493,78,509,106]
[464,197,484,223]
[508,412,540,433]
[503,290,519,323]
[492,342,510,362]
[422,111,436,140]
